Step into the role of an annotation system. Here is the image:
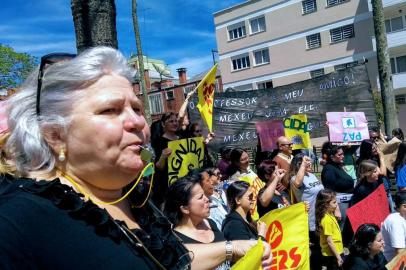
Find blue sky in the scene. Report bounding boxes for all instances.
[0,0,242,77]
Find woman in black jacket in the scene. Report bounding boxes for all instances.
[222,181,267,241]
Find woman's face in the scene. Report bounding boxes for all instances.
[210,169,221,187]
[368,167,381,182]
[331,149,344,164]
[239,187,255,212]
[64,74,148,189]
[370,232,385,255]
[186,184,210,220]
[372,143,379,156]
[163,114,178,133]
[192,125,203,137]
[200,172,214,197]
[238,151,249,171]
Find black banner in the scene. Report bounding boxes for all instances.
[188,65,377,151]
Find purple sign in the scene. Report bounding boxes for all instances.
[255,120,285,151]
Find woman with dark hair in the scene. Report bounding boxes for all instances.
[356,139,387,177]
[185,122,215,167]
[227,148,265,220]
[394,142,406,191]
[350,160,382,206]
[392,128,404,141]
[163,177,272,270]
[342,224,386,270]
[222,181,267,241]
[256,160,289,217]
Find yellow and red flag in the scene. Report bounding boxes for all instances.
[196,64,218,132]
[260,203,310,270]
[231,239,264,270]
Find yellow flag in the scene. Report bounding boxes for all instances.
[167,137,204,185]
[260,203,310,270]
[196,64,218,132]
[231,239,264,270]
[283,114,311,150]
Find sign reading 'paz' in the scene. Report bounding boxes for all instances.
[260,203,310,270]
[188,65,377,151]
[167,137,204,185]
[326,111,369,144]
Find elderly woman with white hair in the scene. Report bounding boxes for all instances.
[0,47,272,270]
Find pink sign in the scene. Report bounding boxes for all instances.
[326,112,369,143]
[255,120,284,151]
[0,101,8,134]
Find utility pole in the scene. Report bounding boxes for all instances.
[132,0,152,125]
[371,0,399,134]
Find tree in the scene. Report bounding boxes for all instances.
[0,44,36,91]
[132,0,152,125]
[71,0,118,53]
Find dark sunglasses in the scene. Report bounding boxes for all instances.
[246,193,254,201]
[36,53,76,115]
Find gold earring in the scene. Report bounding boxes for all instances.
[58,148,66,162]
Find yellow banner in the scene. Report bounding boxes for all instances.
[196,64,218,132]
[231,239,264,270]
[283,114,311,150]
[260,203,310,270]
[168,137,204,185]
[238,174,265,221]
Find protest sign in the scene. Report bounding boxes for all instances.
[346,184,390,232]
[326,112,369,144]
[256,120,284,151]
[167,137,204,185]
[188,65,377,151]
[238,173,265,221]
[283,114,311,150]
[260,202,310,270]
[386,249,406,270]
[231,239,264,270]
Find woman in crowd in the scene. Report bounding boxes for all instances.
[351,160,382,206]
[222,181,267,241]
[290,154,324,270]
[256,160,289,217]
[316,189,344,270]
[356,139,387,177]
[151,112,180,206]
[394,142,406,191]
[185,122,215,167]
[0,47,271,270]
[163,176,272,270]
[392,128,404,142]
[217,147,232,181]
[343,224,387,270]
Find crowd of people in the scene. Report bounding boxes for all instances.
[0,46,405,270]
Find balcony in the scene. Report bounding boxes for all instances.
[387,29,406,48]
[393,73,406,92]
[383,0,404,8]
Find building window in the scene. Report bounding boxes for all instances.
[327,0,349,7]
[306,33,321,49]
[310,68,325,78]
[330,24,354,43]
[254,49,270,65]
[250,16,266,34]
[334,61,358,71]
[257,80,273,90]
[390,55,406,74]
[148,93,164,114]
[228,22,246,41]
[396,95,406,104]
[165,90,175,100]
[231,54,250,71]
[302,0,317,14]
[385,16,405,33]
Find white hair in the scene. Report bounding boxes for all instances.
[6,46,136,174]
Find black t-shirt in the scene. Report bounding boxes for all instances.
[321,162,354,193]
[222,211,257,240]
[0,177,190,270]
[342,252,387,270]
[257,188,290,217]
[175,219,225,244]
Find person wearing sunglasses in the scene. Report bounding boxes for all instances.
[0,47,233,270]
[272,136,294,190]
[222,181,267,242]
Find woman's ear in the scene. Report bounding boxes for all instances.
[235,197,242,206]
[41,124,66,155]
[180,205,190,215]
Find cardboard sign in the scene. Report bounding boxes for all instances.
[260,203,310,270]
[167,137,204,185]
[284,114,311,150]
[347,184,390,232]
[326,112,369,143]
[256,120,285,151]
[386,249,406,270]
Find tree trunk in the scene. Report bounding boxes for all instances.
[371,0,399,134]
[71,0,118,53]
[132,0,152,125]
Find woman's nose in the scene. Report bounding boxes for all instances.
[123,107,146,132]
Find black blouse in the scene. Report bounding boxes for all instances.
[175,219,225,244]
[0,177,190,270]
[222,211,257,241]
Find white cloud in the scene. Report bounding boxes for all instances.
[12,41,76,55]
[169,55,214,77]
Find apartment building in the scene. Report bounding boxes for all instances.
[214,0,406,129]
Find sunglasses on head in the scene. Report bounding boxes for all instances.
[36,53,76,115]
